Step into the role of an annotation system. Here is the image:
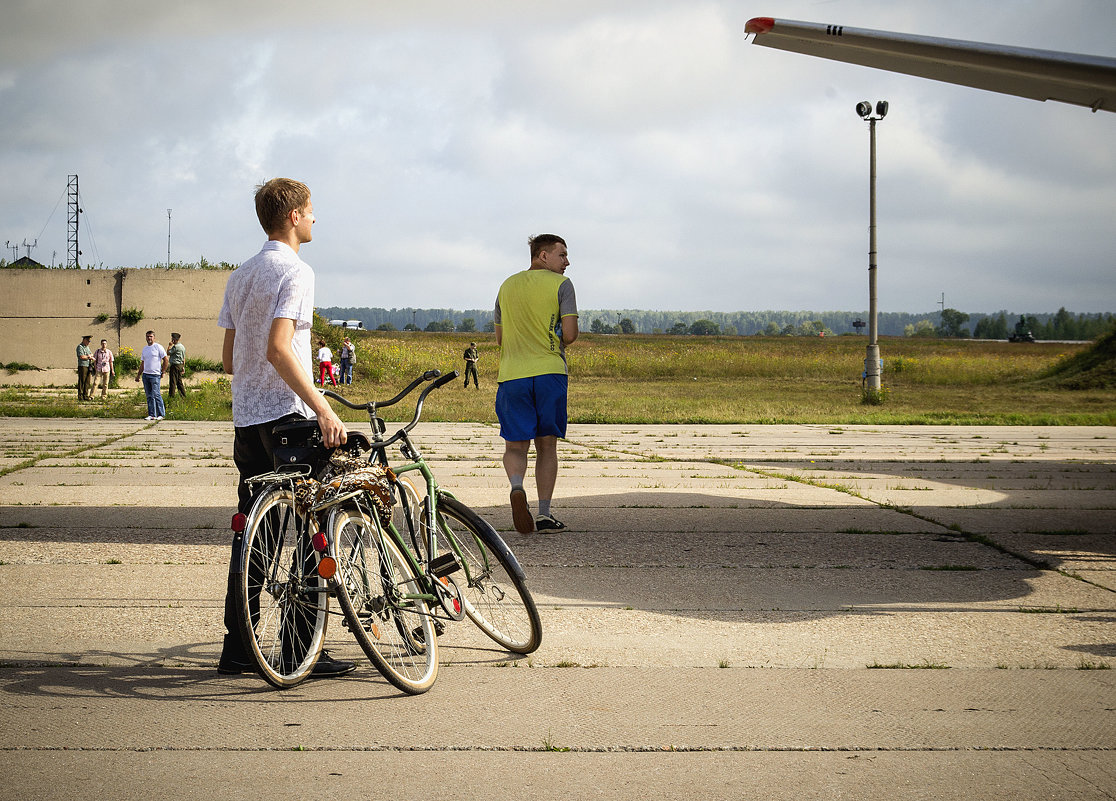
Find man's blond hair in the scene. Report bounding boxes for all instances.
[254,178,311,235]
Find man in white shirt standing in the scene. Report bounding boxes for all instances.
[215,177,353,679]
[135,330,168,421]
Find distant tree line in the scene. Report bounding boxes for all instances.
[318,306,1114,341]
[905,308,1114,341]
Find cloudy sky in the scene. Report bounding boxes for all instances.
[3,0,1114,314]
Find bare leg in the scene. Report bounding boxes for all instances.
[534,435,558,504]
[503,439,530,485]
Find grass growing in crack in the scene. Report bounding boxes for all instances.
[867,660,950,670]
[1018,604,1080,614]
[541,729,570,752]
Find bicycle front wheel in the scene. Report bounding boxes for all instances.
[436,494,542,654]
[330,506,438,695]
[237,486,328,689]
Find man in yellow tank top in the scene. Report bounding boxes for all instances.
[494,234,579,533]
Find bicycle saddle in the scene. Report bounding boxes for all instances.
[271,420,371,473]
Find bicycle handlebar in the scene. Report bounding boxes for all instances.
[322,369,441,412]
[322,369,460,450]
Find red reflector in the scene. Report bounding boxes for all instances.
[317,556,337,580]
[231,513,247,533]
[745,17,775,35]
[312,531,329,552]
[453,598,461,614]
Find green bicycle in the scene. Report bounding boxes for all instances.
[321,370,543,694]
[234,370,542,693]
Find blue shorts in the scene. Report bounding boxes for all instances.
[495,374,568,442]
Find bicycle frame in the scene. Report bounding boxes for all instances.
[319,374,475,584]
[376,433,484,597]
[321,372,491,613]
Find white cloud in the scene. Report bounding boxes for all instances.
[2,0,1114,313]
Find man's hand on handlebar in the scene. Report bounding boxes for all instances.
[317,407,348,448]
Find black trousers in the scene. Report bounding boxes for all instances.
[168,364,187,396]
[77,365,93,399]
[221,413,305,664]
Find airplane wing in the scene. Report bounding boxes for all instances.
[744,17,1116,113]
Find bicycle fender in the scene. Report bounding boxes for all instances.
[438,491,528,583]
[484,528,528,583]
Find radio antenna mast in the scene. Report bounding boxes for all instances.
[67,175,80,268]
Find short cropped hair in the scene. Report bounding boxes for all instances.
[255,178,311,235]
[145,330,155,337]
[529,234,566,261]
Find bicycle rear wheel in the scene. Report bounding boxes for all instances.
[436,494,542,654]
[237,486,328,689]
[330,505,438,695]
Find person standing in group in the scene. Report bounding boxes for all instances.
[135,330,168,421]
[463,341,479,389]
[339,336,355,385]
[92,338,114,400]
[76,335,94,401]
[316,339,338,387]
[494,234,578,534]
[167,333,187,398]
[216,177,353,679]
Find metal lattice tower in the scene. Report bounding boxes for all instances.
[67,175,79,268]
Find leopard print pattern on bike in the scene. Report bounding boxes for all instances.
[290,459,395,526]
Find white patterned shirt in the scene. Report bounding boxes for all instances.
[218,240,316,427]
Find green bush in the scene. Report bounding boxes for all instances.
[186,357,223,373]
[119,308,144,327]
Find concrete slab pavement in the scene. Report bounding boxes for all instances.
[0,419,1114,799]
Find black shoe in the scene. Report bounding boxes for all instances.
[535,514,567,532]
[312,651,357,678]
[217,657,253,675]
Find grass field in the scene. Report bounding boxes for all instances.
[2,331,1113,425]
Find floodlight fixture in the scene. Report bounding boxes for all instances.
[856,100,872,118]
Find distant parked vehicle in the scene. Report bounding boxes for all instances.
[1009,316,1035,342]
[328,320,364,330]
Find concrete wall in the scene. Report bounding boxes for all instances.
[0,269,231,368]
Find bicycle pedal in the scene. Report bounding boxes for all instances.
[410,619,446,644]
[428,552,460,578]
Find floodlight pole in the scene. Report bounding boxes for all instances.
[866,114,880,390]
[857,101,887,392]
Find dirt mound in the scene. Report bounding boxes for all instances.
[1041,324,1116,389]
